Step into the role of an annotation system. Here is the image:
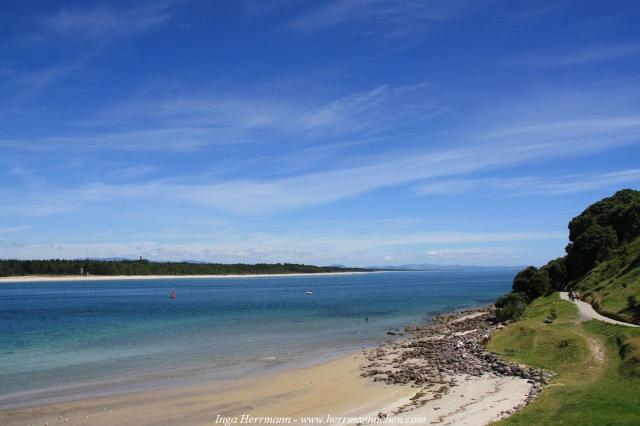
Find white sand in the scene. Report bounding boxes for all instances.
[381,375,532,426]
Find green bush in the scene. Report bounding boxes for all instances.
[512,266,551,301]
[496,292,528,322]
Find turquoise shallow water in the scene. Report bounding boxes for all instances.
[0,271,515,406]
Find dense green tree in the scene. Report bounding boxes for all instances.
[565,189,640,281]
[566,224,618,280]
[568,189,640,244]
[541,257,567,290]
[512,266,551,301]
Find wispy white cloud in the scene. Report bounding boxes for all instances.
[0,226,30,234]
[508,44,640,67]
[0,3,175,103]
[4,83,446,151]
[2,57,89,102]
[94,230,114,238]
[40,2,174,41]
[123,83,443,134]
[0,145,520,215]
[481,117,640,140]
[0,126,243,153]
[0,230,563,265]
[5,123,640,217]
[415,169,640,196]
[422,247,523,263]
[107,165,158,180]
[3,81,640,218]
[285,0,482,40]
[298,84,448,132]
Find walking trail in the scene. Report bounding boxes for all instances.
[559,292,640,328]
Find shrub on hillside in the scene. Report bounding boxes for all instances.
[496,292,528,322]
[512,266,551,301]
[616,335,640,379]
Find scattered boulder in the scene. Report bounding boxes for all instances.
[360,306,554,394]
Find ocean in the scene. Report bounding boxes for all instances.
[0,270,515,407]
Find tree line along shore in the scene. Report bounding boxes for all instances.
[0,259,370,278]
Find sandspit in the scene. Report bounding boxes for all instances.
[0,271,377,283]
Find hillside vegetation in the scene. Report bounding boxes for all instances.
[496,189,640,325]
[575,235,640,324]
[488,189,640,424]
[0,259,369,277]
[488,293,640,425]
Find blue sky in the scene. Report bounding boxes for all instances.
[1,0,640,267]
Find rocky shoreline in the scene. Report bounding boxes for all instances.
[360,306,555,419]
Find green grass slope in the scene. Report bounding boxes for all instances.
[487,293,640,425]
[574,236,640,324]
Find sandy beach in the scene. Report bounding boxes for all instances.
[0,352,408,426]
[0,351,531,426]
[0,307,539,426]
[0,271,376,284]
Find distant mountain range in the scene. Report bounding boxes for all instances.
[368,263,525,272]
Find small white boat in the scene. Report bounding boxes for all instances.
[306,291,313,295]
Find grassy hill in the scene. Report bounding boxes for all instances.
[487,189,640,423]
[487,293,640,425]
[575,235,640,324]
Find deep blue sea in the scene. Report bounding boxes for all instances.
[0,271,515,407]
